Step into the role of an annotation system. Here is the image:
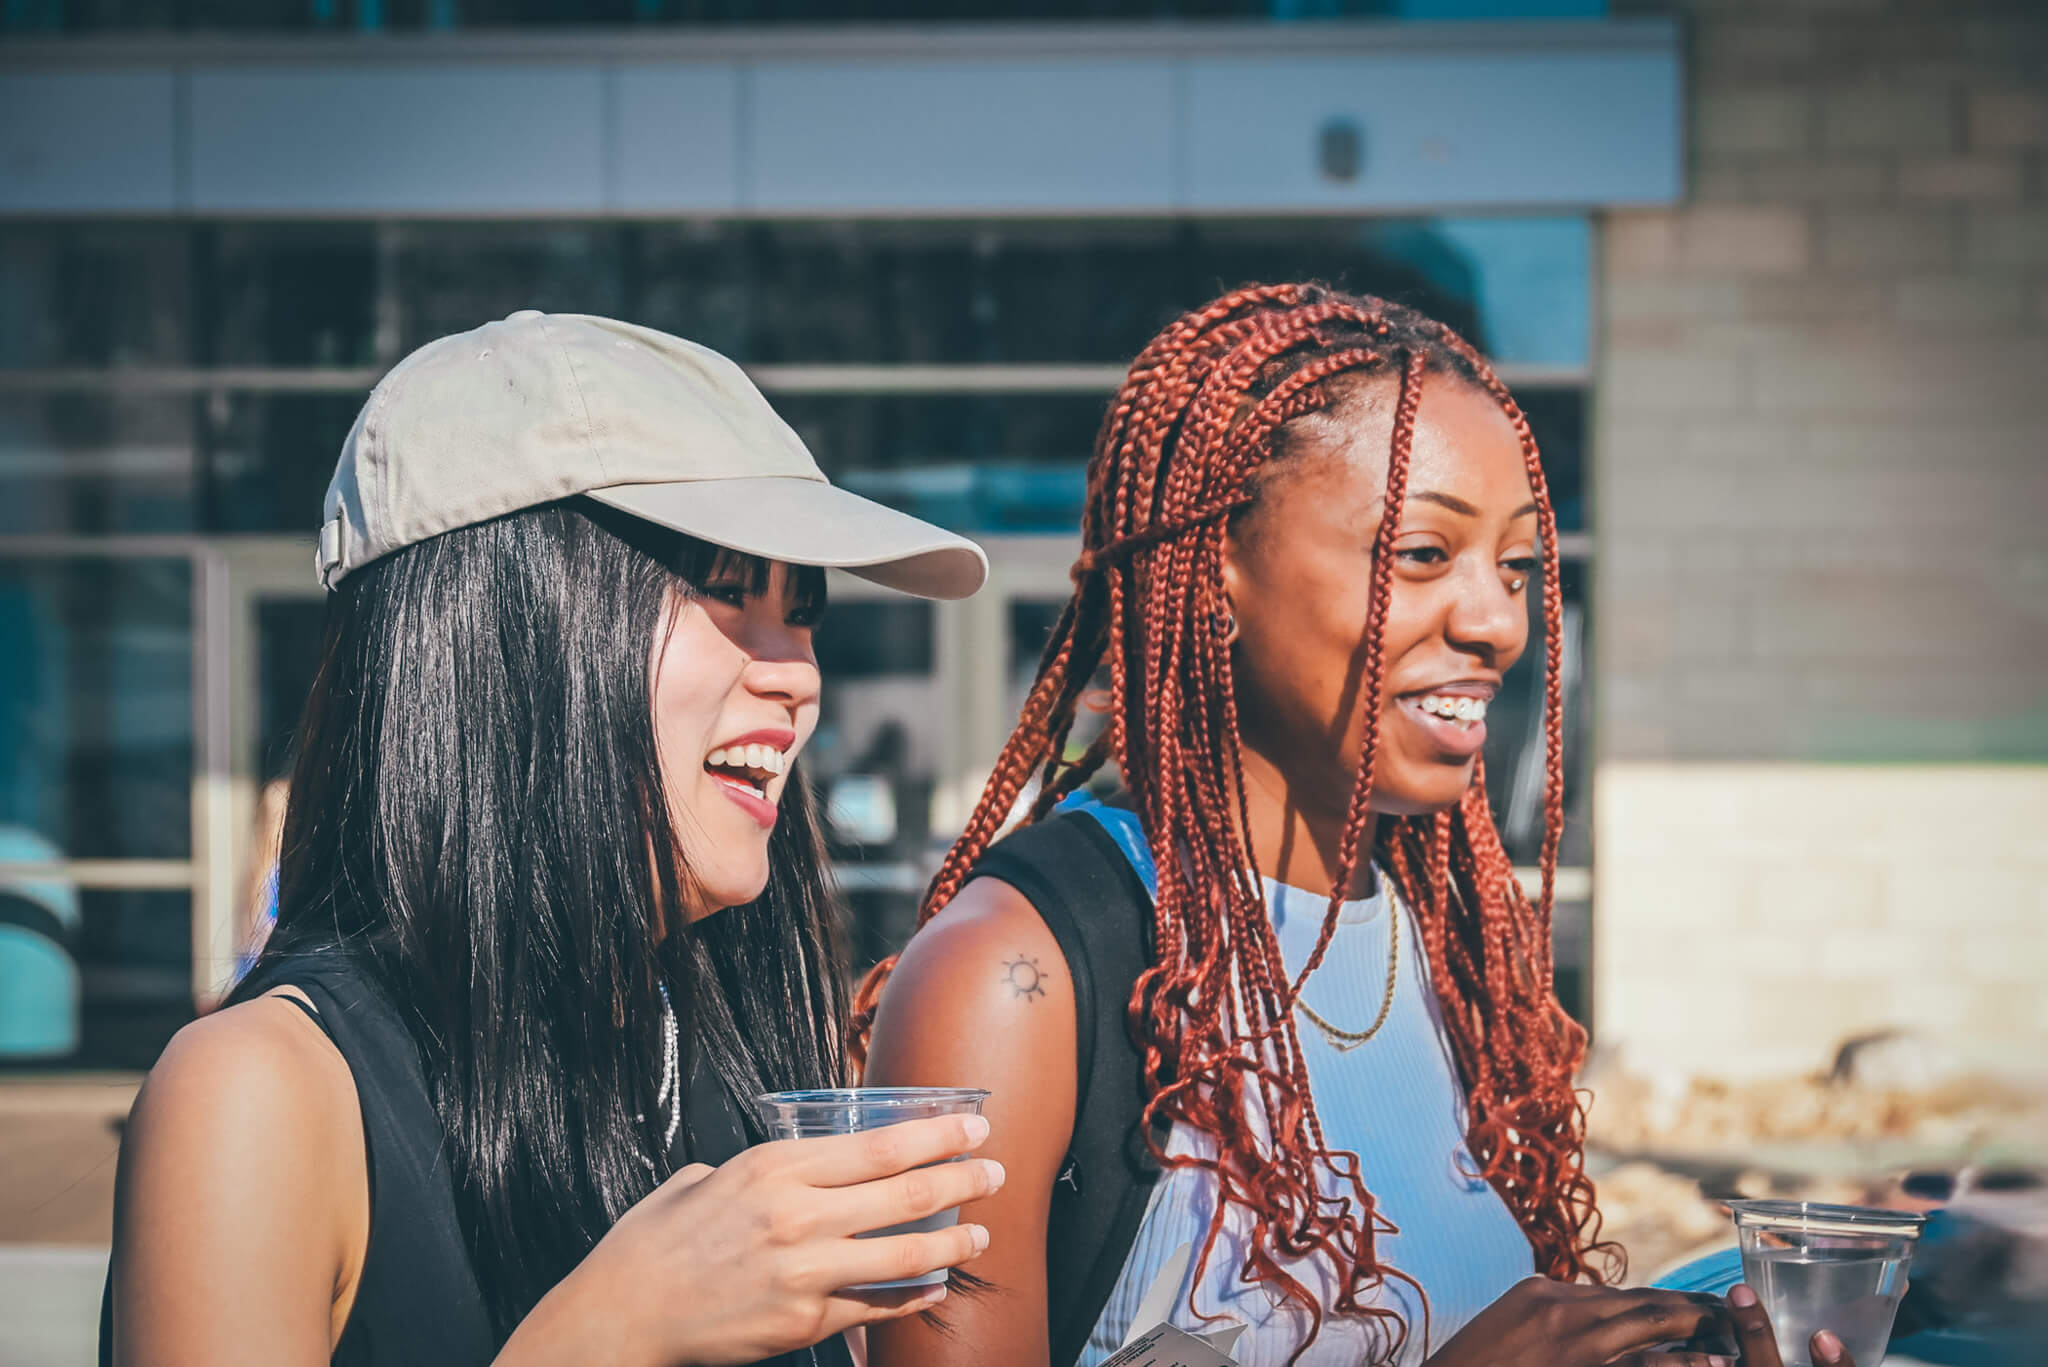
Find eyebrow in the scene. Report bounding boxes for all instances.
[1402,489,1541,519]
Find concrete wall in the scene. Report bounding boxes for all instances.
[1595,0,2048,1080]
[0,23,1681,218]
[1596,765,2048,1081]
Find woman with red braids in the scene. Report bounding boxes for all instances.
[852,286,1849,1367]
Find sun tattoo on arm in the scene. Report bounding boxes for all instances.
[1002,954,1048,1002]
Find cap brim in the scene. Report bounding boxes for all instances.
[586,477,988,601]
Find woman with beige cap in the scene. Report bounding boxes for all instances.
[100,313,1001,1367]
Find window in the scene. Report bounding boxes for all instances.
[0,558,193,862]
[0,211,1597,1057]
[2,216,1589,539]
[0,557,195,1067]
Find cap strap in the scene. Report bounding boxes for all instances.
[317,517,344,591]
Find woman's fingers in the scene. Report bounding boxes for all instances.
[1725,1285,1784,1367]
[767,1265,963,1345]
[1615,1355,1737,1367]
[1722,1285,1853,1367]
[1584,1289,1732,1360]
[1809,1330,1854,1367]
[825,1281,950,1332]
[820,1157,1006,1237]
[828,1220,990,1292]
[782,1114,991,1186]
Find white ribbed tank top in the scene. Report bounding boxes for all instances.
[1064,798,1533,1367]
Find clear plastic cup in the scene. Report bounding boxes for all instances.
[754,1086,991,1289]
[1729,1201,1926,1367]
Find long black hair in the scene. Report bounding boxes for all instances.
[232,498,846,1338]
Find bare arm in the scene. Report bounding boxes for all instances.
[110,995,369,1367]
[111,983,1002,1367]
[107,994,620,1367]
[863,876,1078,1367]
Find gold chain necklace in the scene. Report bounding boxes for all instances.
[1291,887,1401,1054]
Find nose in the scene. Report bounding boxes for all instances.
[746,652,821,713]
[738,612,822,715]
[1443,559,1527,667]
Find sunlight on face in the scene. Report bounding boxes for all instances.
[650,561,823,921]
[1224,374,1540,820]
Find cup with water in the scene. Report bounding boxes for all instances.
[1728,1201,1926,1366]
[755,1086,991,1290]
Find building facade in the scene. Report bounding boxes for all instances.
[3,0,2040,1089]
[1598,0,2048,1082]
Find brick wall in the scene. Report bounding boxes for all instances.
[1593,0,2048,1079]
[1595,765,2048,1081]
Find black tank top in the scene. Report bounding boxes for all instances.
[101,953,854,1367]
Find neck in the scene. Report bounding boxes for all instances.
[1235,744,1380,900]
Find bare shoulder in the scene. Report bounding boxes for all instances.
[865,871,1077,1152]
[868,874,1074,1074]
[862,879,1076,1367]
[128,991,356,1157]
[112,993,365,1365]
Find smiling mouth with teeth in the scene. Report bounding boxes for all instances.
[705,743,786,800]
[1416,694,1490,729]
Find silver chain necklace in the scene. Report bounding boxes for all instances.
[655,981,681,1151]
[652,984,819,1367]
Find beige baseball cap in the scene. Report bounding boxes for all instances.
[317,310,987,599]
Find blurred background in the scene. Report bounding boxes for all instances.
[0,1,2042,1363]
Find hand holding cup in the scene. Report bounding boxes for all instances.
[509,1108,1003,1367]
[1726,1283,1857,1367]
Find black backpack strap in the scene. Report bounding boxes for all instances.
[968,811,1163,1367]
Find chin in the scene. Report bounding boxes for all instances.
[675,858,772,921]
[1371,761,1479,818]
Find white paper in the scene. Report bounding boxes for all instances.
[1110,1243,1245,1366]
[1125,1243,1194,1337]
[1099,1323,1242,1367]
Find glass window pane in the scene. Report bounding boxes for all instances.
[1394,0,1603,16]
[199,392,360,533]
[398,225,627,352]
[202,224,381,367]
[629,222,756,362]
[73,890,192,1070]
[1551,896,1590,1025]
[0,884,193,1070]
[813,600,934,681]
[1186,217,1591,369]
[0,395,200,534]
[754,221,1081,366]
[183,0,374,28]
[810,595,940,968]
[627,217,1588,369]
[1006,595,1113,770]
[1423,216,1592,370]
[1519,386,1585,534]
[256,598,329,782]
[638,219,1186,365]
[774,383,1579,538]
[99,216,1588,373]
[0,558,193,860]
[777,393,1105,535]
[0,225,191,368]
[1008,599,1068,686]
[1483,556,1588,869]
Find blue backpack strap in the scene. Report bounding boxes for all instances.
[1059,793,1160,897]
[967,802,1163,1367]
